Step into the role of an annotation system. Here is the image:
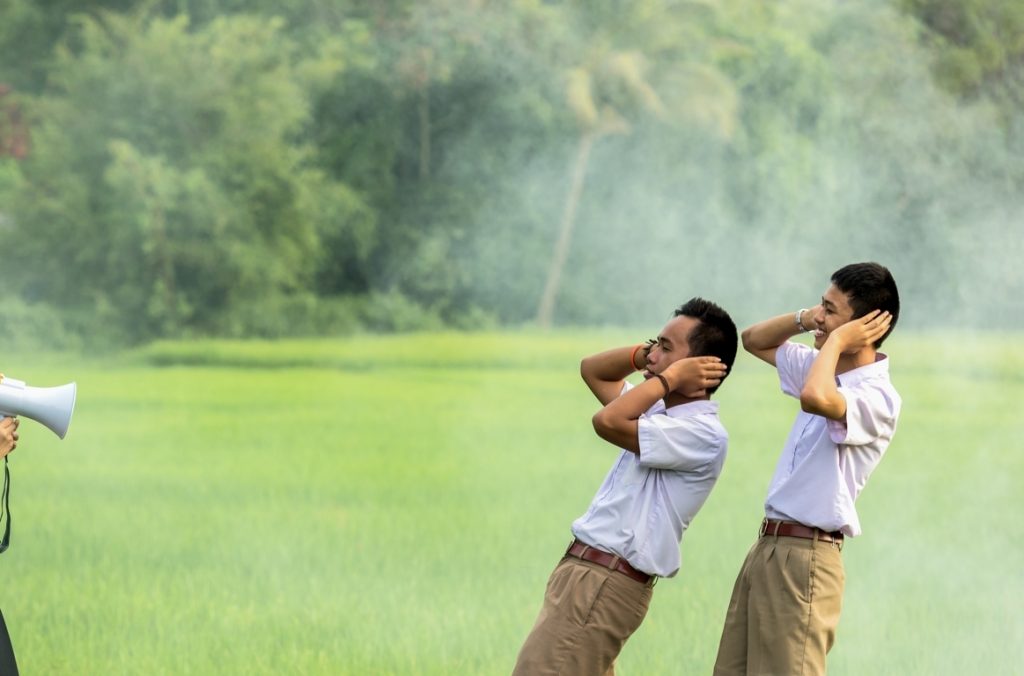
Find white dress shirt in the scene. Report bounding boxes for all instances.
[572,382,729,577]
[764,341,901,537]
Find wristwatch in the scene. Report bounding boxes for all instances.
[794,309,810,333]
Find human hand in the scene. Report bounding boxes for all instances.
[661,356,727,397]
[0,416,19,459]
[799,305,822,332]
[829,310,892,352]
[637,338,656,368]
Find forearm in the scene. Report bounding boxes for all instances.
[591,376,668,454]
[800,339,846,420]
[741,311,808,364]
[581,344,647,406]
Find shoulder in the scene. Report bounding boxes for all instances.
[842,358,901,413]
[776,341,816,395]
[648,408,727,444]
[638,408,727,471]
[777,340,814,365]
[851,376,901,416]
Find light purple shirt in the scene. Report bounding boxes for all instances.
[572,382,728,577]
[764,341,901,537]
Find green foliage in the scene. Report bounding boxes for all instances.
[1,0,1022,343]
[4,11,372,343]
[900,0,1024,98]
[0,157,22,201]
[0,0,138,92]
[0,297,78,351]
[212,290,451,338]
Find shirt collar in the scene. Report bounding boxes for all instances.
[836,352,890,387]
[663,399,719,419]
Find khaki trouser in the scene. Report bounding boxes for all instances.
[713,534,845,676]
[513,555,655,676]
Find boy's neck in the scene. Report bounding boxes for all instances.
[836,347,878,375]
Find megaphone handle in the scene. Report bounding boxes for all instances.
[0,458,9,554]
[0,413,9,553]
[0,412,13,553]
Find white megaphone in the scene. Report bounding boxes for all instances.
[0,377,77,439]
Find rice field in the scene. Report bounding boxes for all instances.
[0,331,1020,674]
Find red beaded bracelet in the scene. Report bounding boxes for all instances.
[629,344,645,371]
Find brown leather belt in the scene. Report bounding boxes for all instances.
[565,539,653,584]
[760,519,844,546]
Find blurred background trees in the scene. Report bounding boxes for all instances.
[0,0,1020,346]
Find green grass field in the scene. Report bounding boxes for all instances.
[1,331,1021,674]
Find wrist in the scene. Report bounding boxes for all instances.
[629,344,644,371]
[630,340,655,371]
[795,309,812,333]
[820,332,845,355]
[654,374,671,397]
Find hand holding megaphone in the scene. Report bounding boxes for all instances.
[0,374,76,554]
[0,417,17,458]
[0,375,77,439]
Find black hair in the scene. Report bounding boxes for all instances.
[830,262,900,348]
[674,297,738,394]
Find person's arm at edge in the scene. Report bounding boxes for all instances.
[740,308,815,366]
[580,343,649,406]
[0,373,14,458]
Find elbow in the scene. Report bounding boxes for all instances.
[800,386,837,417]
[799,397,817,415]
[592,409,612,436]
[580,356,594,383]
[592,409,628,448]
[799,386,823,413]
[740,327,758,354]
[592,409,627,443]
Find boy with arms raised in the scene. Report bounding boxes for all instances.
[713,262,901,676]
[513,298,737,676]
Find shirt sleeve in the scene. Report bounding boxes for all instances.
[776,341,816,398]
[637,414,727,472]
[827,384,902,446]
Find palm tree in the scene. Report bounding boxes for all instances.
[535,50,738,327]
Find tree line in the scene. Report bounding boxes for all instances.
[0,0,1022,347]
